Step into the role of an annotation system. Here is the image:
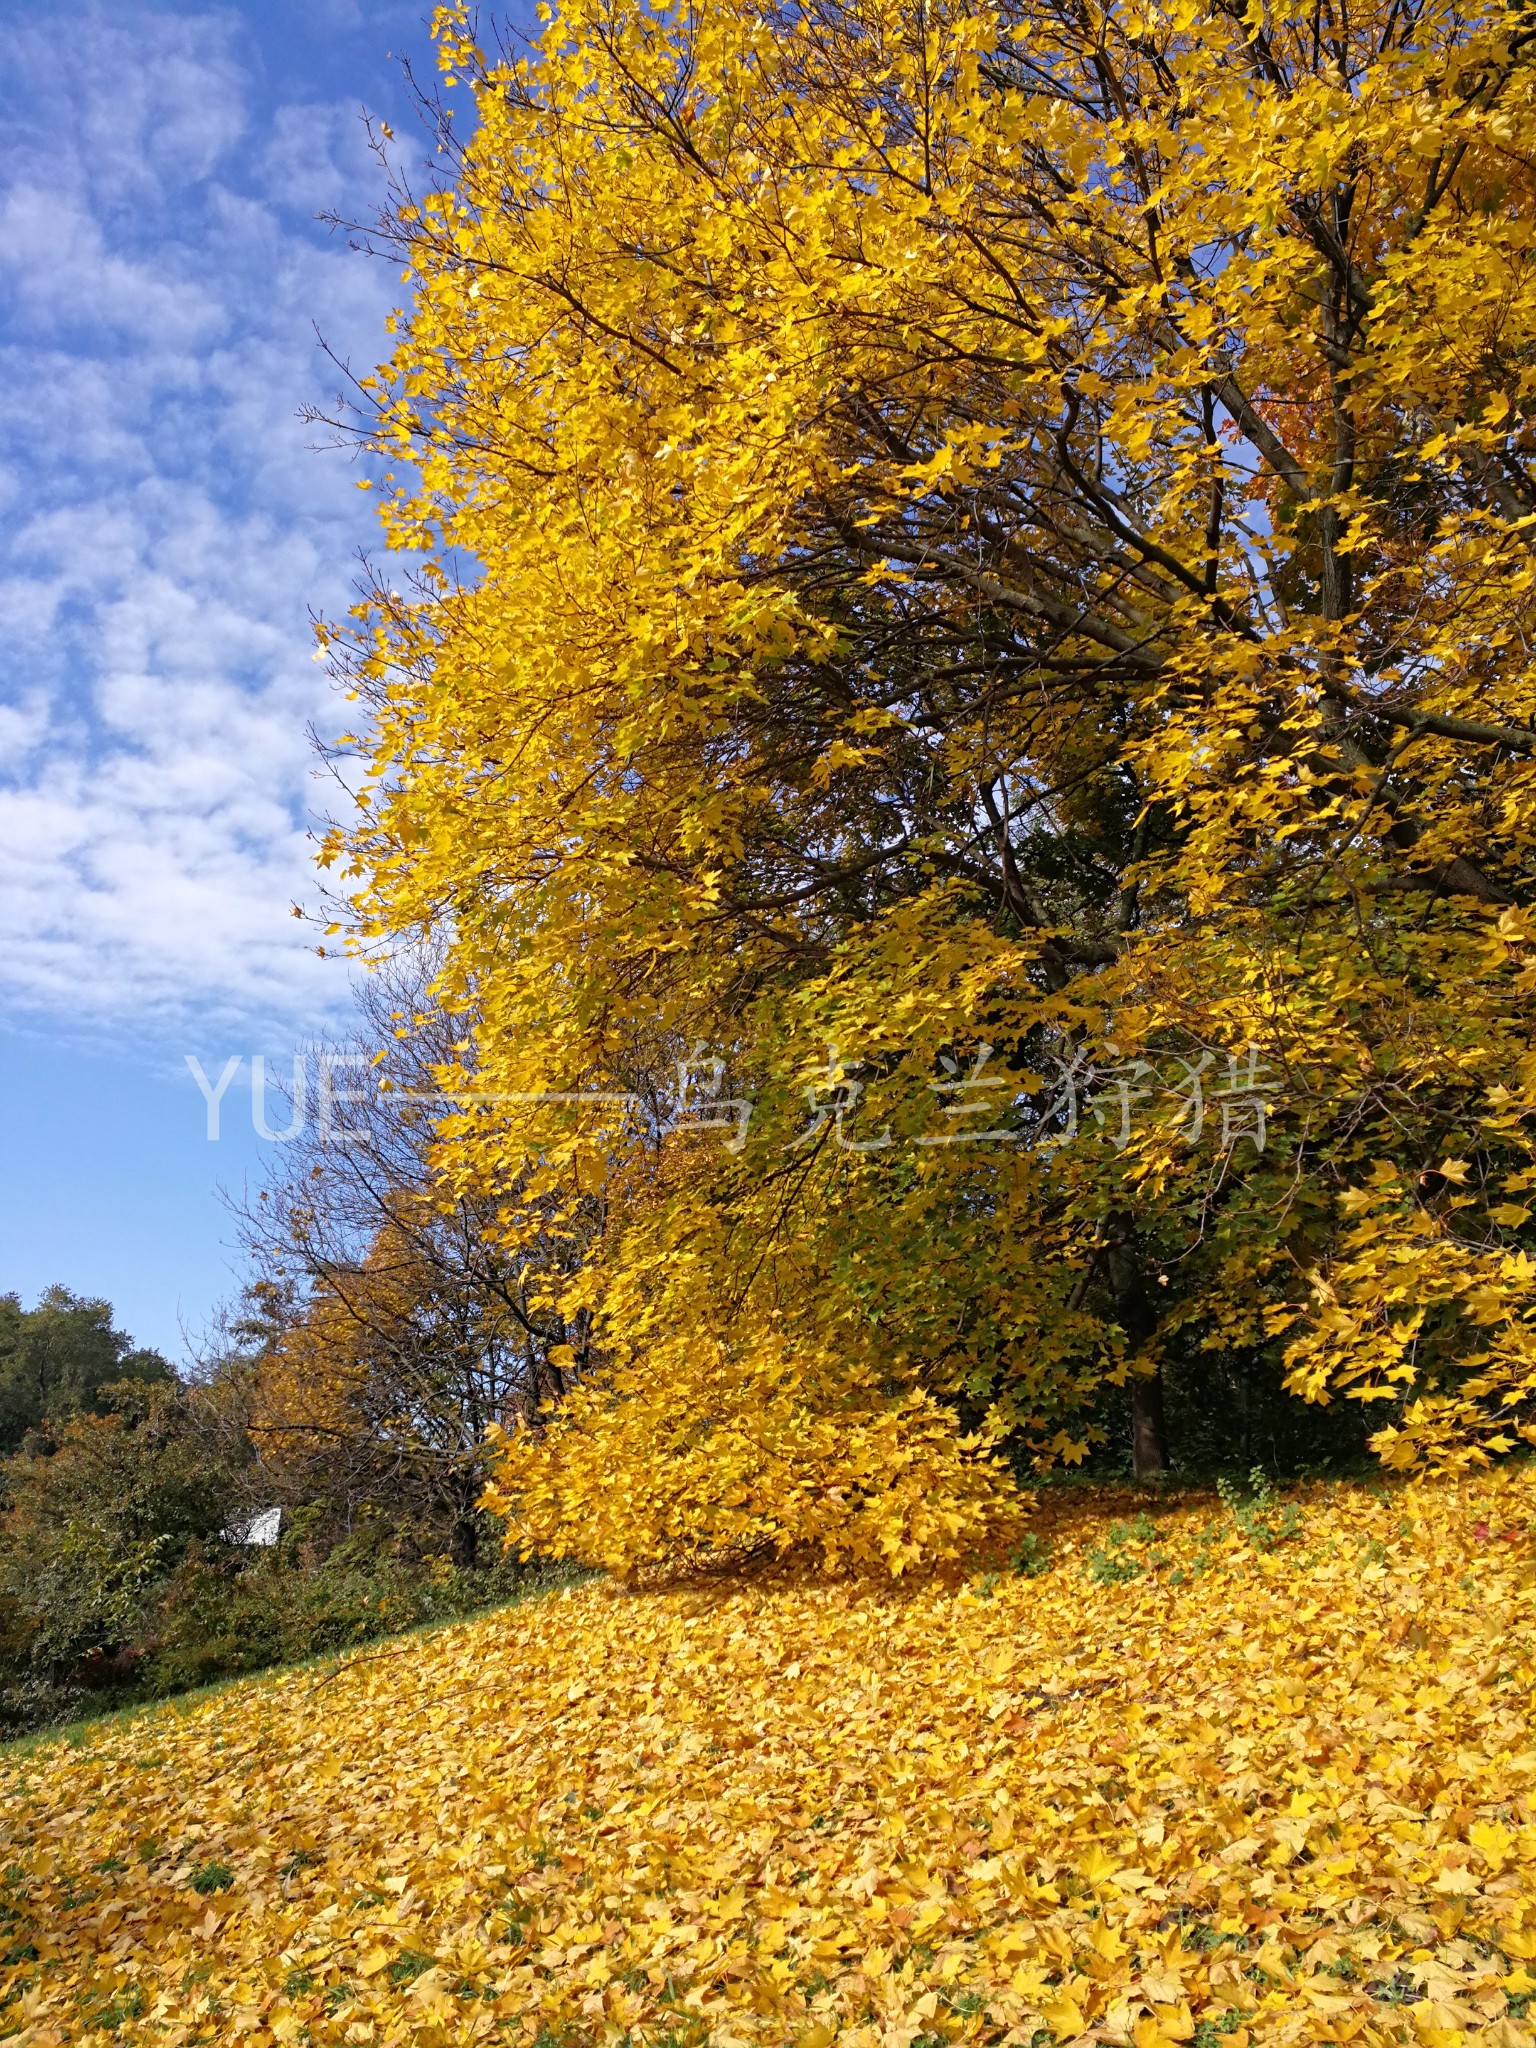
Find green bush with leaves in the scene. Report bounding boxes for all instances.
[144,1538,547,1697]
[1217,1468,1305,1553]
[0,1369,560,1736]
[0,1380,237,1681]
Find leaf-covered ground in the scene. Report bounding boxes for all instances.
[4,1474,1536,2048]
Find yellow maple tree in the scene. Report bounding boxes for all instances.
[326,0,1536,1563]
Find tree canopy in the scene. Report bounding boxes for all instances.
[332,0,1536,1568]
[0,1287,170,1457]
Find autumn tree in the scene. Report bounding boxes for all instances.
[237,962,598,1562]
[327,0,1536,1564]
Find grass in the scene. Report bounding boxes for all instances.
[0,1563,588,1759]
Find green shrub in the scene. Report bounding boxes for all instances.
[1217,1467,1303,1551]
[0,1365,567,1739]
[144,1545,542,1697]
[0,1385,241,1693]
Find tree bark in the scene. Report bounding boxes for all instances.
[1131,1370,1169,1482]
[449,1509,479,1568]
[1106,1233,1170,1480]
[1234,1359,1252,1468]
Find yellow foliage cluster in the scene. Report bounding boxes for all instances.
[247,1222,446,1450]
[5,1473,1536,2047]
[481,1332,1016,1577]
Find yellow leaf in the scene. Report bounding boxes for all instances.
[1077,1844,1122,1888]
[1045,1997,1087,2039]
[1470,1820,1514,1870]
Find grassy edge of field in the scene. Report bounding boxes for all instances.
[0,1564,592,1761]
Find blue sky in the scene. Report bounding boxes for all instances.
[0,0,495,1359]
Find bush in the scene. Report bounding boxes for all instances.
[144,1541,547,1697]
[0,1382,240,1683]
[0,1383,559,1737]
[0,1543,560,1737]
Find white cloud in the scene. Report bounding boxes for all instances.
[258,100,382,215]
[0,7,402,1040]
[0,183,222,342]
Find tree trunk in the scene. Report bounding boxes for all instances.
[1131,1370,1169,1482]
[449,1510,479,1569]
[1234,1359,1252,1467]
[1106,1232,1170,1480]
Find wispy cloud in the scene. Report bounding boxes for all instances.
[0,7,403,1039]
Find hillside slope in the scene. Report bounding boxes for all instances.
[3,1475,1535,2048]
